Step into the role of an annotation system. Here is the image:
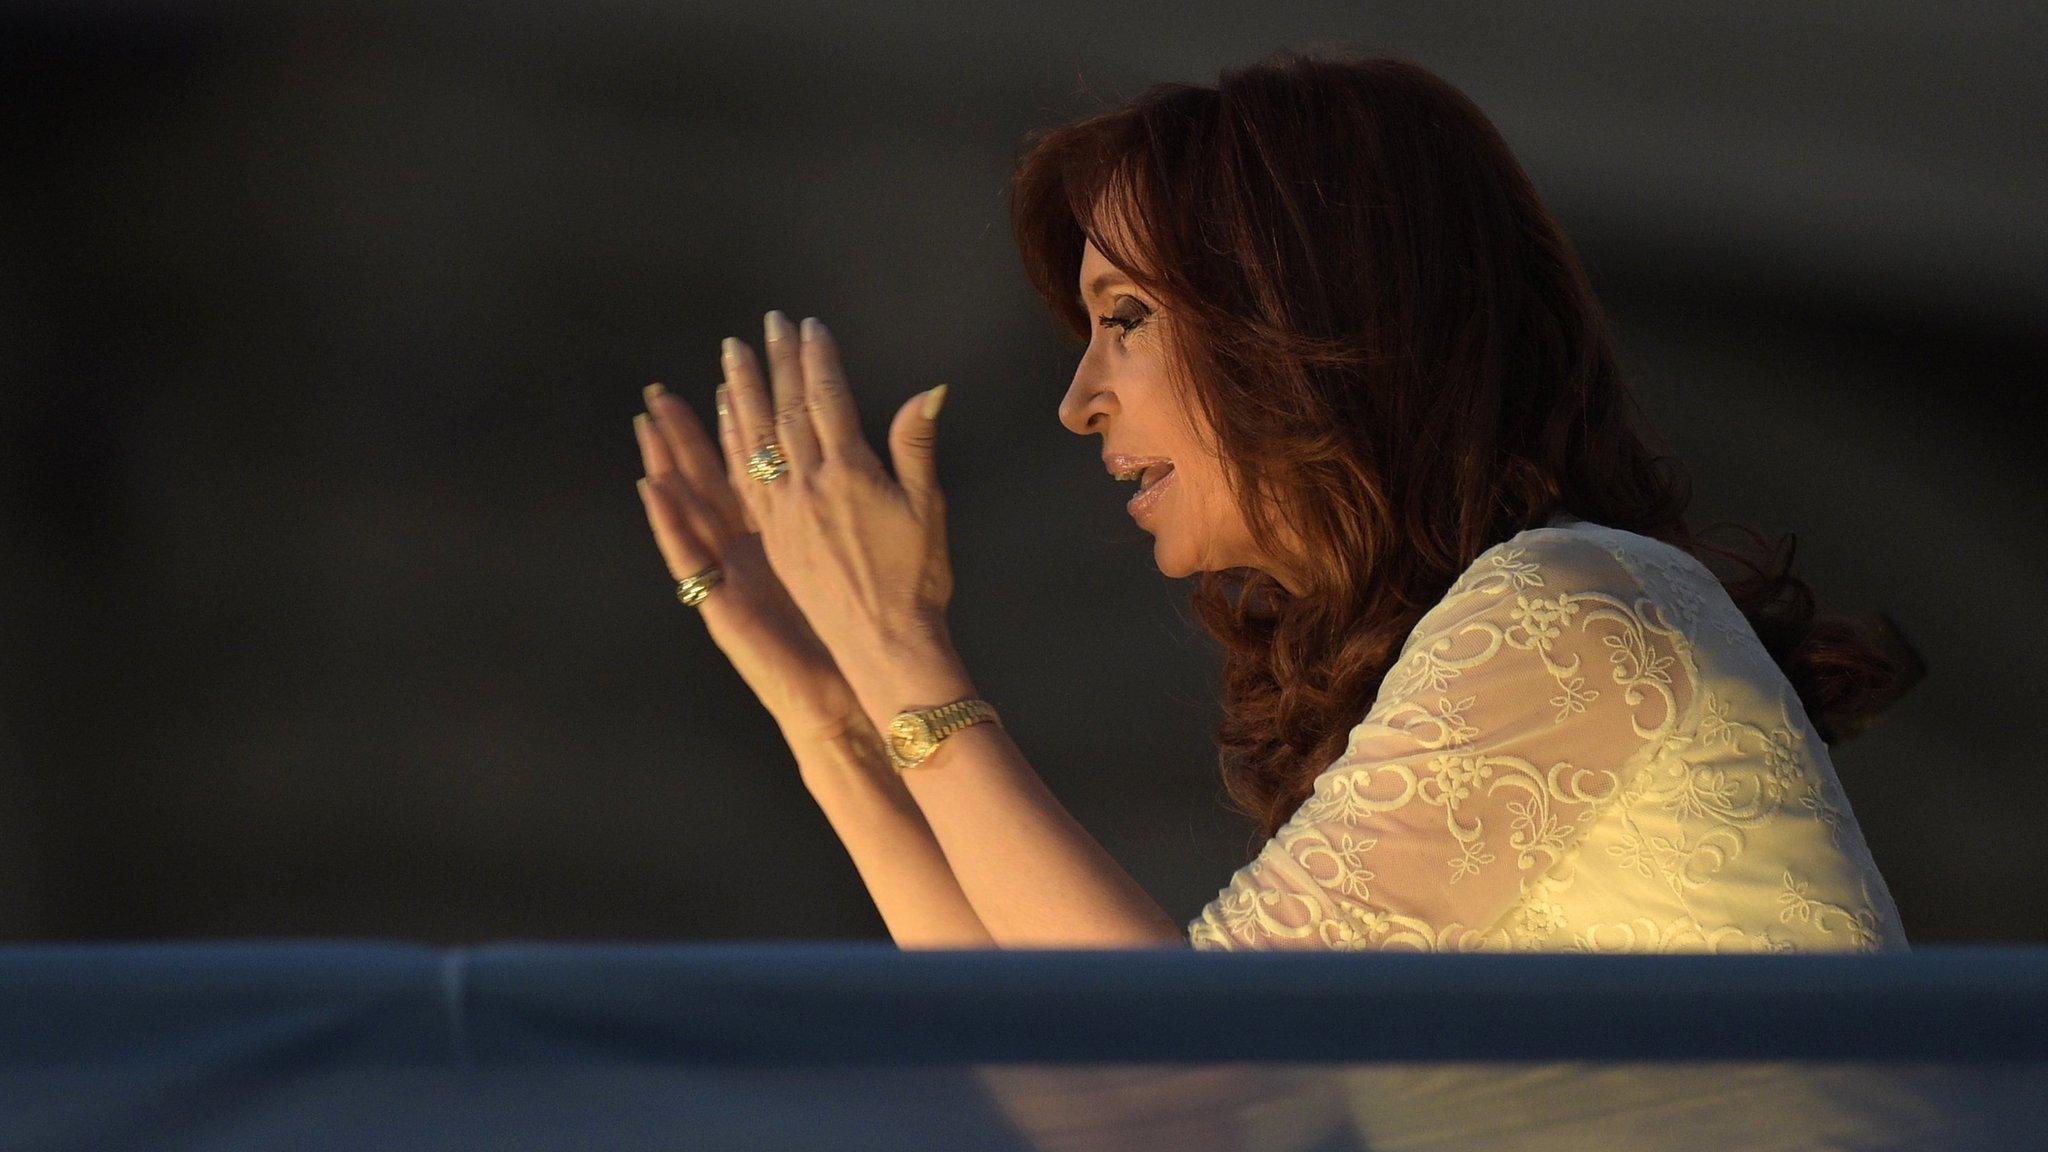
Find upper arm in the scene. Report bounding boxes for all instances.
[1188,533,1697,950]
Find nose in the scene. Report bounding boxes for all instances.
[1058,347,1117,436]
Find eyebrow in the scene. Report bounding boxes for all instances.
[1077,272,1133,307]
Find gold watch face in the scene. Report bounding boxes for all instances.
[888,715,935,760]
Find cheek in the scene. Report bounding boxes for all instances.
[1181,469,1224,533]
[1188,463,1221,510]
[1189,467,1249,539]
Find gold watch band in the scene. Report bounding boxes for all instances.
[889,698,1001,771]
[928,698,998,741]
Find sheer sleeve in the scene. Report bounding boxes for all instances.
[1188,532,1697,950]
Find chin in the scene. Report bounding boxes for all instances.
[1150,533,1199,580]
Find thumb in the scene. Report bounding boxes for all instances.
[888,383,947,509]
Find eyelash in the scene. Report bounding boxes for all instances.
[1095,301,1149,342]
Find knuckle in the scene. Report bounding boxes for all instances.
[814,455,868,487]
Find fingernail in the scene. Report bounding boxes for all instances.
[633,412,651,430]
[765,310,792,343]
[715,383,729,418]
[921,383,949,420]
[800,316,824,342]
[721,337,741,367]
[643,382,667,405]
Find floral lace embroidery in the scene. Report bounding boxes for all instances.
[1600,536,1757,656]
[1187,521,1904,954]
[1778,869,1884,949]
[1566,917,1795,954]
[1190,530,1684,951]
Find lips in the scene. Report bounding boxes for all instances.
[1104,452,1173,480]
[1104,453,1177,522]
[1125,462,1177,520]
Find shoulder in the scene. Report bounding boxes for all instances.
[1381,516,1703,719]
[1367,515,1702,756]
[1421,515,1673,634]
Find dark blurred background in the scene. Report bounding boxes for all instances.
[3,2,2043,944]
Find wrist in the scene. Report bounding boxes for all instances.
[827,609,968,706]
[842,640,978,728]
[793,717,902,812]
[772,677,872,752]
[863,611,955,668]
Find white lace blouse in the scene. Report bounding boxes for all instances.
[1187,511,1909,953]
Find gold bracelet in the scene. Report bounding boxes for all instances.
[884,698,1000,772]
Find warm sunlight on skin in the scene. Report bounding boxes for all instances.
[1060,236,1309,595]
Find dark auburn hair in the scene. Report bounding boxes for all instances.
[1008,46,1926,844]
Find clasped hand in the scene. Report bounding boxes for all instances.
[632,309,955,742]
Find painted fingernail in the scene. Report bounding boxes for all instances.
[721,337,741,367]
[643,382,667,405]
[800,316,823,342]
[765,310,792,343]
[921,382,949,420]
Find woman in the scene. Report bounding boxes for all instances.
[629,49,1921,952]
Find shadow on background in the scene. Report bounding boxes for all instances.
[2,2,2043,943]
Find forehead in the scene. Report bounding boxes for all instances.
[1078,193,1147,278]
[1077,238,1138,300]
[1075,190,1154,302]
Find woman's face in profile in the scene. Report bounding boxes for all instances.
[1061,238,1302,594]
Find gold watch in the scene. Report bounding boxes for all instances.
[884,698,1001,772]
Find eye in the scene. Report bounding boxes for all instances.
[1095,297,1150,343]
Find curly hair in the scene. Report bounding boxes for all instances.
[1008,46,1926,844]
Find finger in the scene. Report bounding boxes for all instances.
[642,382,745,536]
[889,384,948,526]
[721,334,781,485]
[761,308,821,474]
[634,410,677,479]
[636,475,721,591]
[636,407,727,549]
[715,379,761,535]
[797,316,874,468]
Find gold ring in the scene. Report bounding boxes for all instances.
[747,440,788,484]
[675,563,724,607]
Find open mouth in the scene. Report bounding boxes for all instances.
[1125,461,1176,520]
